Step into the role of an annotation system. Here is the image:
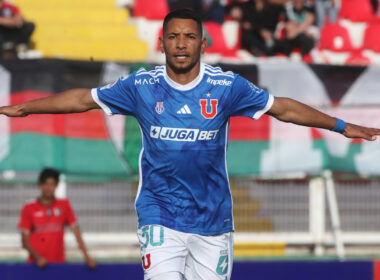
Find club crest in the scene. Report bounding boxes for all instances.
[155,102,165,114]
[200,99,218,119]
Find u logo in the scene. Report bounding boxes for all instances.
[200,99,218,119]
[142,253,151,270]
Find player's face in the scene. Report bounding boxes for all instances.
[40,177,58,199]
[160,18,207,74]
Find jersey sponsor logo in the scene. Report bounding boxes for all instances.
[207,77,232,86]
[142,253,151,270]
[135,78,160,85]
[155,102,164,114]
[200,99,218,119]
[35,223,64,233]
[216,254,229,275]
[150,126,219,142]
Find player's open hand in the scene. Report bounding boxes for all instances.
[343,123,380,141]
[0,105,28,117]
[36,256,47,268]
[85,257,97,270]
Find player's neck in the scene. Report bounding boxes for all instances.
[38,196,55,206]
[166,62,201,85]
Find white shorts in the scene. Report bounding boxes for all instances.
[137,225,233,280]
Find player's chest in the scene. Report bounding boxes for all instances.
[31,206,65,225]
[136,85,230,123]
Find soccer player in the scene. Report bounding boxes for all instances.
[18,168,96,269]
[2,8,380,280]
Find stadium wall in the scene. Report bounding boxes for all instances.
[0,261,375,280]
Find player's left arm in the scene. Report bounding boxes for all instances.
[70,224,97,269]
[267,97,380,141]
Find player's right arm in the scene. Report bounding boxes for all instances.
[0,89,100,117]
[20,231,47,268]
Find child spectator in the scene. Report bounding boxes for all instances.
[18,168,96,269]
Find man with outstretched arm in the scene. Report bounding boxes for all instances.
[2,8,379,280]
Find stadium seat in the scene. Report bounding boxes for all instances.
[16,0,148,61]
[339,0,374,22]
[318,23,355,52]
[362,23,380,52]
[203,22,238,57]
[133,0,169,20]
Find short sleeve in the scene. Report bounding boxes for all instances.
[229,75,274,119]
[18,204,31,232]
[91,73,137,116]
[65,200,77,226]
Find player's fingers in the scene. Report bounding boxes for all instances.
[362,130,378,141]
[369,128,380,135]
[366,135,377,141]
[365,128,380,141]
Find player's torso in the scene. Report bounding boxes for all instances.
[132,65,235,235]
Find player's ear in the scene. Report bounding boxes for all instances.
[159,37,165,54]
[200,37,207,54]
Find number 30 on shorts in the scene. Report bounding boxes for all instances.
[141,225,165,249]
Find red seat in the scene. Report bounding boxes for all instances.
[339,0,374,22]
[203,22,238,57]
[363,23,380,52]
[318,23,355,52]
[133,0,169,20]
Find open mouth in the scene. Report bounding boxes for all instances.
[174,54,189,61]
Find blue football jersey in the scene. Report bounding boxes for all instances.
[92,63,274,235]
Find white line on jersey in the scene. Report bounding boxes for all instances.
[177,104,192,114]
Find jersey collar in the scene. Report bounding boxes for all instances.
[163,63,205,91]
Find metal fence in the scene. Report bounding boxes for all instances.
[1,176,380,258]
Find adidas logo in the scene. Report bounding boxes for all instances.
[177,105,192,114]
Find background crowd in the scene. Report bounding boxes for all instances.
[1,0,380,59]
[115,0,380,60]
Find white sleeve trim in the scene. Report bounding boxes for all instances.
[252,94,274,120]
[91,88,113,116]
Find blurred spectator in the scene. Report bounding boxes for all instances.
[314,0,338,28]
[168,0,203,12]
[371,0,380,15]
[284,0,317,55]
[18,168,96,269]
[168,0,225,23]
[202,0,226,23]
[0,0,34,58]
[228,0,292,56]
[116,0,135,16]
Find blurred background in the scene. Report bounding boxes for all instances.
[1,0,380,279]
